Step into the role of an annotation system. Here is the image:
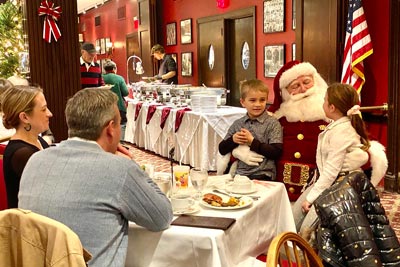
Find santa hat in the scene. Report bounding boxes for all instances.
[268,60,318,112]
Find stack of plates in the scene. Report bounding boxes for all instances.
[200,95,218,113]
[190,95,202,112]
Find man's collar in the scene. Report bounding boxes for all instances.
[80,57,95,66]
[68,137,101,147]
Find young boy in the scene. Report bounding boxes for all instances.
[218,79,283,180]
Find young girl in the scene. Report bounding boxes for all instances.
[293,83,371,233]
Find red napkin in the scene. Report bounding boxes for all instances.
[146,105,158,124]
[134,102,143,121]
[175,108,191,132]
[160,107,172,129]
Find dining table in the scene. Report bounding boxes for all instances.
[125,180,296,267]
[124,99,247,171]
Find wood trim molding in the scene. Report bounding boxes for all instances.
[385,0,400,192]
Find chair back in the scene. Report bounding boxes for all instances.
[0,143,7,210]
[0,208,92,267]
[266,231,323,267]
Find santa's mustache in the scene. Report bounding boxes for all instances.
[282,87,317,102]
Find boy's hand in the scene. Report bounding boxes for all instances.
[239,128,254,146]
[233,129,254,145]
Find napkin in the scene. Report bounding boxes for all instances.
[146,104,159,124]
[174,107,192,132]
[160,107,172,129]
[134,102,143,121]
[207,174,232,189]
[172,215,236,230]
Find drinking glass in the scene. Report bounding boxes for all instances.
[190,168,208,200]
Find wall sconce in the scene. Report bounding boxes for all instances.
[216,0,229,8]
[126,55,144,83]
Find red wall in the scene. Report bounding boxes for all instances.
[79,0,389,145]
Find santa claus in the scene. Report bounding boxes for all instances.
[266,60,329,201]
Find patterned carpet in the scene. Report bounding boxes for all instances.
[125,142,400,241]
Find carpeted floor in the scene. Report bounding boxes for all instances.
[125,143,400,242]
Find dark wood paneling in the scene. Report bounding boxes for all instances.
[298,0,345,83]
[24,0,80,142]
[385,0,400,192]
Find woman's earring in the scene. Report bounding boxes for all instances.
[24,123,31,131]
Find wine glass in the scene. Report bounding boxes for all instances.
[190,168,208,200]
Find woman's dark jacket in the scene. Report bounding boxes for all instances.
[314,171,400,267]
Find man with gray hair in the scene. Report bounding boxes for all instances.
[18,88,173,266]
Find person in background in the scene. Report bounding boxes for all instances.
[1,85,52,208]
[18,88,173,266]
[103,60,129,140]
[80,42,105,88]
[151,44,178,84]
[218,79,283,181]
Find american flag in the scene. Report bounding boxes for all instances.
[341,0,373,93]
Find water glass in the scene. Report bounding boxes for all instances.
[190,168,208,200]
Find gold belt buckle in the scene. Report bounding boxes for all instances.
[283,163,310,186]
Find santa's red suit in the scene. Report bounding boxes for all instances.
[268,61,329,201]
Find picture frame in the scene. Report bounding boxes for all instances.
[95,39,101,53]
[263,0,285,33]
[100,38,106,54]
[166,22,177,46]
[180,18,192,44]
[264,44,285,77]
[181,52,193,77]
[292,43,296,61]
[292,0,296,30]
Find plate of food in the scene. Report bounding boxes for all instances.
[200,193,253,210]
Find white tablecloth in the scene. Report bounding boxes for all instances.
[125,181,296,267]
[124,100,247,170]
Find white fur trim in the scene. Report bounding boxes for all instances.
[279,62,317,89]
[216,152,231,175]
[368,141,388,186]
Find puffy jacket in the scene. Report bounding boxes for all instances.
[314,171,400,267]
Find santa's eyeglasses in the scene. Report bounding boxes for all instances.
[286,75,314,94]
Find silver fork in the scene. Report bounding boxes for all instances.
[212,189,260,200]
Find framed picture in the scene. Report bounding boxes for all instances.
[292,0,296,30]
[180,18,192,44]
[264,45,285,77]
[292,43,296,61]
[263,0,285,33]
[181,52,193,77]
[166,22,177,46]
[18,52,30,74]
[95,39,101,53]
[100,38,106,54]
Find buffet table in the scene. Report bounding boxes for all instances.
[125,181,295,267]
[124,100,247,170]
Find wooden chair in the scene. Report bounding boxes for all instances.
[266,231,323,267]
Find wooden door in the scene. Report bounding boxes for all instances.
[198,19,225,88]
[126,33,140,83]
[226,16,256,107]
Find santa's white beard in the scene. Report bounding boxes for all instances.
[274,86,328,122]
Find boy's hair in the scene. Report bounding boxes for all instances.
[240,79,269,99]
[327,83,370,149]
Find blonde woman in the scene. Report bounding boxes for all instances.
[1,85,52,208]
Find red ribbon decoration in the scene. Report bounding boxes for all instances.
[38,0,62,43]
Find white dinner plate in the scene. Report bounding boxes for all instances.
[200,196,253,210]
[173,205,201,215]
[225,182,258,194]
